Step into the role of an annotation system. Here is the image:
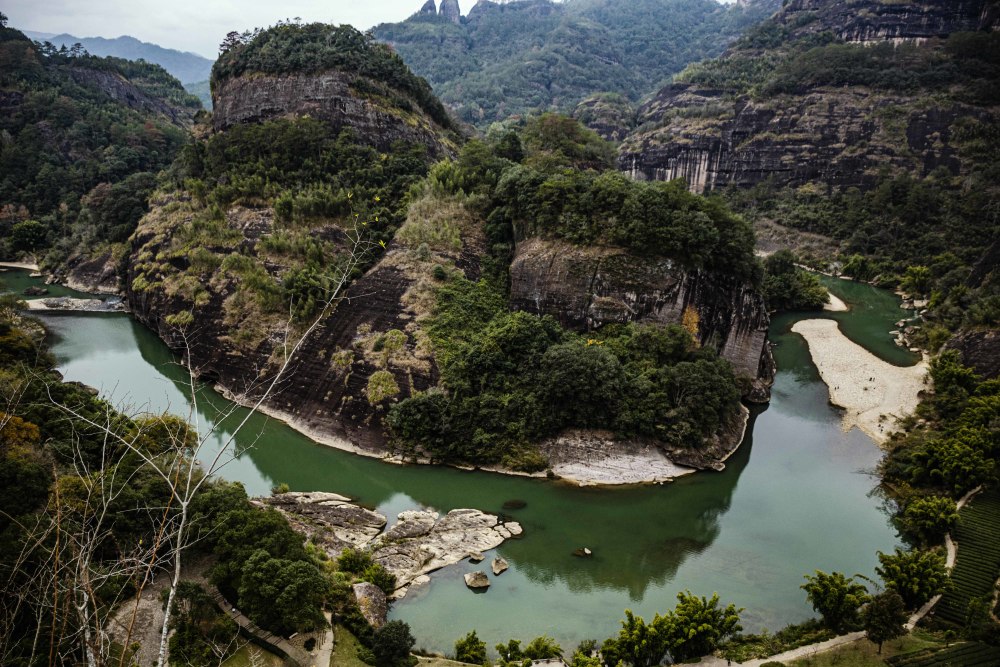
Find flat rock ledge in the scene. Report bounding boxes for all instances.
[538,405,749,485]
[25,296,125,312]
[260,492,521,599]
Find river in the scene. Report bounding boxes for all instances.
[4,268,917,652]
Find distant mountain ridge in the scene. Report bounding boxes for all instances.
[374,0,781,126]
[22,31,212,82]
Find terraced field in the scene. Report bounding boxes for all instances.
[934,490,1000,625]
[886,641,1000,666]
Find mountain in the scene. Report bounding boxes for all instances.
[0,23,200,287]
[373,0,780,126]
[22,30,213,83]
[619,0,1000,341]
[125,22,771,477]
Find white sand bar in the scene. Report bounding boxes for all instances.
[791,319,927,443]
[823,291,848,312]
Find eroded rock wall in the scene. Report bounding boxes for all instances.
[212,71,455,158]
[509,238,773,399]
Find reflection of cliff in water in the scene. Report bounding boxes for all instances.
[498,411,758,601]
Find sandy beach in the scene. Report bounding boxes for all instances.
[823,291,848,312]
[0,261,40,271]
[791,319,927,443]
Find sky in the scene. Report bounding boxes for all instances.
[5,0,436,59]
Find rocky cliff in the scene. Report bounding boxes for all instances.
[620,0,1000,193]
[622,85,988,192]
[212,71,456,158]
[509,238,774,401]
[66,67,192,124]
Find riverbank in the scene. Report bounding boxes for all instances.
[791,318,927,443]
[215,383,748,487]
[823,292,848,312]
[0,260,40,271]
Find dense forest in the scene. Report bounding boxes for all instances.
[373,0,780,126]
[0,19,197,273]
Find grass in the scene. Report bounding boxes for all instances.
[332,624,370,667]
[417,657,470,667]
[786,631,942,667]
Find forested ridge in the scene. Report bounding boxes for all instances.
[0,18,197,275]
[373,0,780,126]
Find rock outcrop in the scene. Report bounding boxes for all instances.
[509,238,774,399]
[353,582,388,628]
[212,72,455,158]
[946,329,1000,380]
[439,0,462,24]
[464,571,489,589]
[620,0,1000,194]
[65,67,192,125]
[419,0,437,15]
[261,492,521,598]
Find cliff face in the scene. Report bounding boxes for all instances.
[212,72,456,158]
[67,67,192,125]
[509,238,774,401]
[620,0,1000,194]
[622,85,983,193]
[780,0,999,43]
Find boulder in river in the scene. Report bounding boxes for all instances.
[23,286,48,296]
[573,547,593,558]
[492,557,509,575]
[464,571,490,589]
[502,499,527,510]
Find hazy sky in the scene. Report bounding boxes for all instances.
[6,0,438,59]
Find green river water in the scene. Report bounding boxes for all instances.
[4,268,919,652]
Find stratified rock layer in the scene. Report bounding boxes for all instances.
[509,238,773,399]
[212,72,454,158]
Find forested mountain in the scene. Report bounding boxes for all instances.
[22,31,213,83]
[0,20,200,287]
[22,30,215,106]
[373,0,780,126]
[621,0,1000,345]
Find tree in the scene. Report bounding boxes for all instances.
[801,571,869,633]
[10,220,47,252]
[372,620,415,667]
[523,635,563,659]
[669,591,743,661]
[602,610,673,667]
[237,550,327,635]
[862,590,907,654]
[899,495,959,546]
[455,630,488,665]
[875,548,949,610]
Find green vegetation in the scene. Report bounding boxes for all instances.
[600,593,742,665]
[800,571,869,634]
[719,619,836,663]
[886,641,1000,667]
[384,116,755,468]
[934,490,1000,628]
[762,250,829,312]
[876,548,949,611]
[881,352,1000,498]
[0,24,193,266]
[213,22,454,131]
[863,590,908,655]
[454,631,488,665]
[373,0,778,126]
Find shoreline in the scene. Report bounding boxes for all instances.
[213,383,750,487]
[0,261,40,271]
[823,291,848,312]
[791,318,927,443]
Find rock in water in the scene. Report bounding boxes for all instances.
[492,556,508,575]
[502,499,527,510]
[573,547,593,558]
[464,571,489,589]
[352,582,387,628]
[468,552,485,563]
[22,286,48,296]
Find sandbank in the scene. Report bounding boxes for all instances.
[791,318,927,443]
[823,291,848,312]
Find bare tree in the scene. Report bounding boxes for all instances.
[47,211,379,667]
